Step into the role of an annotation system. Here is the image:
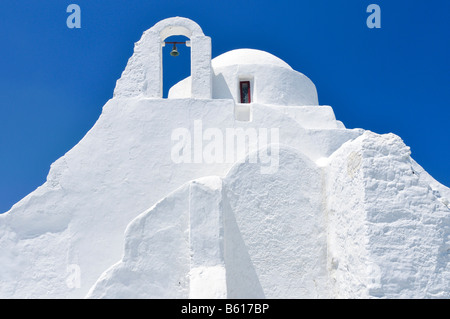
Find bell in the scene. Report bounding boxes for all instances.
[170,43,179,56]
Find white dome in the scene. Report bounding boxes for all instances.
[169,48,318,107]
[212,49,293,70]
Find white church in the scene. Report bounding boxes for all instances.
[0,17,449,299]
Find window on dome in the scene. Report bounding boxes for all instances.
[240,81,251,103]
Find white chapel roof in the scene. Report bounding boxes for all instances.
[212,49,293,70]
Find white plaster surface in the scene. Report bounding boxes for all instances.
[1,18,448,299]
[169,49,318,106]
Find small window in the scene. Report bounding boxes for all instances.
[239,81,251,103]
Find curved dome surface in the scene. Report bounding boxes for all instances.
[212,49,293,70]
[169,48,318,107]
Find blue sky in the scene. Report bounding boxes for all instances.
[0,0,449,213]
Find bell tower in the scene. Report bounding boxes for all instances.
[114,17,212,99]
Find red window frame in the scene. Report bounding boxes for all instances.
[239,81,251,103]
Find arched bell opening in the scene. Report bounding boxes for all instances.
[153,17,212,99]
[162,35,191,98]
